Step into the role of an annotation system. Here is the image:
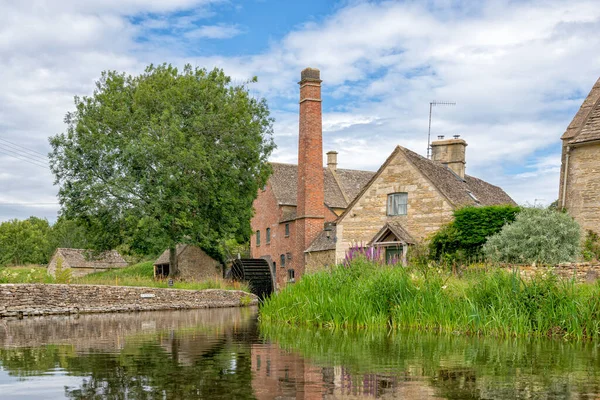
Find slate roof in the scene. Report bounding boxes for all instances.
[155,244,192,265]
[368,221,416,245]
[54,248,128,269]
[562,77,600,145]
[269,163,375,208]
[305,228,336,252]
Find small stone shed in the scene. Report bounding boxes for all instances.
[48,248,129,278]
[154,244,222,281]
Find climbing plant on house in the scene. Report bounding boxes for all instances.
[49,64,275,276]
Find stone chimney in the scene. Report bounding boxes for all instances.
[431,135,467,179]
[295,67,325,277]
[326,151,338,170]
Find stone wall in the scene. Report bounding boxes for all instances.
[498,263,600,283]
[0,284,258,318]
[177,246,222,281]
[305,250,335,275]
[561,142,600,234]
[336,149,454,262]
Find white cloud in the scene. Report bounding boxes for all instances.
[185,24,243,39]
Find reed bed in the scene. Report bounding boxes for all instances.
[260,258,600,339]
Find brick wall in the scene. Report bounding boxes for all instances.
[561,142,600,234]
[336,149,454,262]
[0,284,258,318]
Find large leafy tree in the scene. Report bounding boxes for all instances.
[50,64,275,275]
[0,217,52,266]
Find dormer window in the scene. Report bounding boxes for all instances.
[387,193,408,216]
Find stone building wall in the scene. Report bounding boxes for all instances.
[178,246,222,281]
[336,150,454,262]
[561,142,600,234]
[0,284,258,318]
[305,250,336,275]
[499,263,600,283]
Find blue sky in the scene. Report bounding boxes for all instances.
[1,0,600,221]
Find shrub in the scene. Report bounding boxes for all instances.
[583,230,600,261]
[429,205,520,261]
[483,208,580,265]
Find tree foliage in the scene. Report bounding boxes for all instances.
[0,217,52,266]
[49,64,275,274]
[483,207,580,265]
[429,205,520,260]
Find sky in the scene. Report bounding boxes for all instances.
[1,0,599,222]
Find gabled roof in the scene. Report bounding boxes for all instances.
[368,221,416,245]
[53,248,128,269]
[305,228,337,252]
[269,163,374,209]
[338,146,516,223]
[562,77,600,145]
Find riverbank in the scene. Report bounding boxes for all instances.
[0,284,258,318]
[260,259,600,339]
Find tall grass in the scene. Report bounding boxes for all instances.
[260,258,600,339]
[0,262,248,292]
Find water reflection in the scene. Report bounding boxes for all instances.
[0,309,599,399]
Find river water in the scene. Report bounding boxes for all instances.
[0,308,599,399]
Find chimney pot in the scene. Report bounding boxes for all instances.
[300,67,321,82]
[438,135,444,140]
[453,134,460,139]
[326,151,338,170]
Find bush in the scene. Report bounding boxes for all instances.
[483,208,580,265]
[583,230,600,261]
[429,205,520,261]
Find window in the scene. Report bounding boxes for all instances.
[285,223,290,237]
[387,193,408,216]
[266,228,271,244]
[287,269,295,282]
[256,230,261,246]
[280,254,286,268]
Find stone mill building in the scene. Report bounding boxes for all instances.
[559,77,600,234]
[251,67,515,290]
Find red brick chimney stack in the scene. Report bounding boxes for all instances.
[295,67,325,277]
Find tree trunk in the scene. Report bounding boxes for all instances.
[169,245,179,277]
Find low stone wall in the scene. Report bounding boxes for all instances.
[0,284,258,318]
[499,263,600,283]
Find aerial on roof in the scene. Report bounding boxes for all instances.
[562,77,600,145]
[269,162,374,208]
[52,248,128,269]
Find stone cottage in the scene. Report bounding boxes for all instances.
[48,248,128,278]
[154,244,222,281]
[251,67,515,289]
[559,77,600,234]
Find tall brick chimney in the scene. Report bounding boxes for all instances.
[295,67,325,277]
[431,135,468,179]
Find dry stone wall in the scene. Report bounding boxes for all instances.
[0,284,258,318]
[498,263,600,283]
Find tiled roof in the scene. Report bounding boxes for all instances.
[54,248,128,269]
[269,163,375,208]
[562,77,600,144]
[368,221,416,245]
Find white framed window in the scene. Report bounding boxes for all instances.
[387,193,408,216]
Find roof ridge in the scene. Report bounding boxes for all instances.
[562,77,600,141]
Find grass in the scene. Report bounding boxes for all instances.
[260,258,600,339]
[0,261,248,292]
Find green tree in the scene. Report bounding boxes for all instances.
[50,217,90,250]
[484,207,580,265]
[49,64,274,276]
[0,217,52,266]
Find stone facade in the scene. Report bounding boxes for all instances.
[305,250,336,275]
[559,142,600,234]
[155,245,222,281]
[48,248,128,278]
[498,263,600,283]
[0,284,257,318]
[336,149,455,263]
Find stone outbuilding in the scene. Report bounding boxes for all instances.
[47,248,128,278]
[559,77,600,234]
[154,244,222,281]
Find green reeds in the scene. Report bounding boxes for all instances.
[260,259,600,339]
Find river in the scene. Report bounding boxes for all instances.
[0,308,598,399]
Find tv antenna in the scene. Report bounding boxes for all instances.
[427,101,456,159]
